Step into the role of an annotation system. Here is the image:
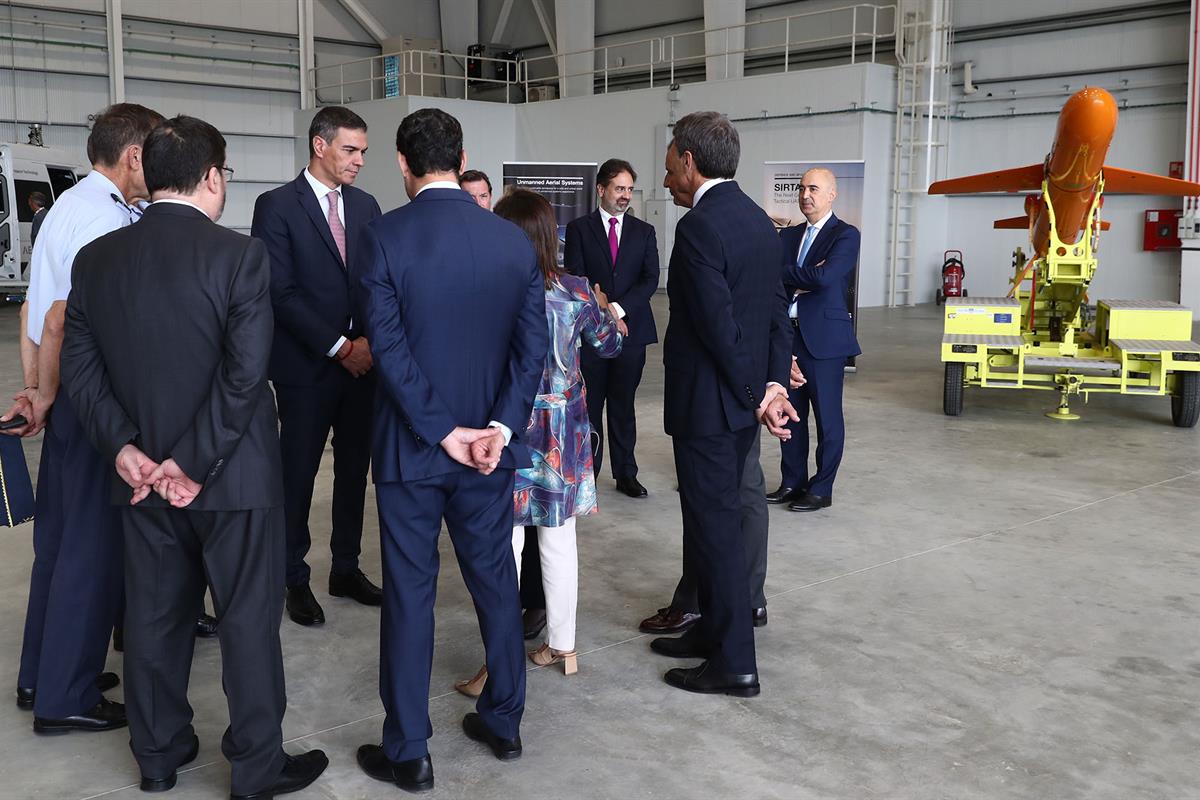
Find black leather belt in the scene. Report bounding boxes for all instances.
[789,317,801,328]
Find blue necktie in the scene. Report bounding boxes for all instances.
[797,224,817,266]
[789,225,817,318]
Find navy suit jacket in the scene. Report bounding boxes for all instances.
[663,181,791,438]
[563,210,659,347]
[358,187,548,484]
[251,172,382,385]
[781,213,862,360]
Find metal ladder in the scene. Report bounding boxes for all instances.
[888,0,953,307]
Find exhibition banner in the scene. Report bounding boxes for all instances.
[763,160,865,369]
[502,162,597,265]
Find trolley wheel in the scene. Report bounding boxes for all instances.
[943,362,964,416]
[962,289,968,297]
[935,289,944,306]
[1171,372,1199,428]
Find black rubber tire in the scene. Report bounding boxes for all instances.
[944,362,964,416]
[1171,371,1199,428]
[935,289,944,306]
[962,289,968,297]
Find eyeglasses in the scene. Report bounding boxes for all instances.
[220,166,234,181]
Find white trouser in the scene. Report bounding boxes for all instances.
[512,519,578,652]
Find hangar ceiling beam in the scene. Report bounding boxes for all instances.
[703,0,745,81]
[554,0,594,97]
[105,0,125,103]
[298,0,315,109]
[491,0,517,44]
[529,0,558,57]
[337,0,390,45]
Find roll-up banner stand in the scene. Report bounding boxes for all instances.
[502,162,597,266]
[764,160,864,371]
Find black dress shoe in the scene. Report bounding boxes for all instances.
[615,477,648,498]
[462,712,522,761]
[522,608,547,640]
[140,733,200,792]
[752,607,768,628]
[650,631,711,659]
[230,749,329,799]
[664,661,760,697]
[329,569,383,606]
[34,697,128,733]
[285,584,326,626]
[638,606,701,635]
[17,671,120,710]
[195,613,218,638]
[788,492,832,512]
[357,744,434,793]
[765,485,802,504]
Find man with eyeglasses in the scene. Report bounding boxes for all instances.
[1,103,165,734]
[61,114,328,799]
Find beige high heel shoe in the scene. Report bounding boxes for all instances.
[529,643,578,675]
[454,665,487,698]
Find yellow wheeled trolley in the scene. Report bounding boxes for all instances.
[940,170,1200,427]
[941,294,1200,426]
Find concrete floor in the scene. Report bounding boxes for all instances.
[0,295,1197,800]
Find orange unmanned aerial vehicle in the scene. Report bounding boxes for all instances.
[930,87,1200,426]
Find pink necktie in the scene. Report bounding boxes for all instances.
[326,189,346,266]
[608,217,619,269]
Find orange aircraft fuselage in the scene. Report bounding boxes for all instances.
[928,87,1200,257]
[1031,87,1117,256]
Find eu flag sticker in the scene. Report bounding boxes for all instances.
[994,313,1012,323]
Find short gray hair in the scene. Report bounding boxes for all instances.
[670,111,739,179]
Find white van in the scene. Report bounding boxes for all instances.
[0,143,86,301]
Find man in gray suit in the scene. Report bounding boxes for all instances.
[639,359,804,634]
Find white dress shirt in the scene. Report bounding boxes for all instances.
[303,168,353,358]
[415,180,463,195]
[597,206,627,320]
[25,170,132,344]
[789,208,833,318]
[691,177,731,207]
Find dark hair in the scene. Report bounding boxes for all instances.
[458,169,492,191]
[597,158,636,187]
[28,191,47,208]
[494,189,564,290]
[669,111,739,179]
[143,116,227,195]
[308,106,368,158]
[395,108,462,177]
[86,103,165,168]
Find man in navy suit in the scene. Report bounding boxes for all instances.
[564,158,659,498]
[650,112,794,697]
[251,106,383,626]
[354,108,547,792]
[766,168,862,513]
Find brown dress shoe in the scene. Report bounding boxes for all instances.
[638,607,701,635]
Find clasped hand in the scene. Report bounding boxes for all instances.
[756,382,802,441]
[115,444,203,508]
[440,426,506,476]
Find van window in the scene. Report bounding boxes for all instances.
[46,167,77,200]
[15,180,52,222]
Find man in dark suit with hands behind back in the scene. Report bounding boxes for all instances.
[61,115,327,800]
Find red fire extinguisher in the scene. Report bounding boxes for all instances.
[936,250,966,305]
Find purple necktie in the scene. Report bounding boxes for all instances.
[326,189,346,266]
[608,217,619,268]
